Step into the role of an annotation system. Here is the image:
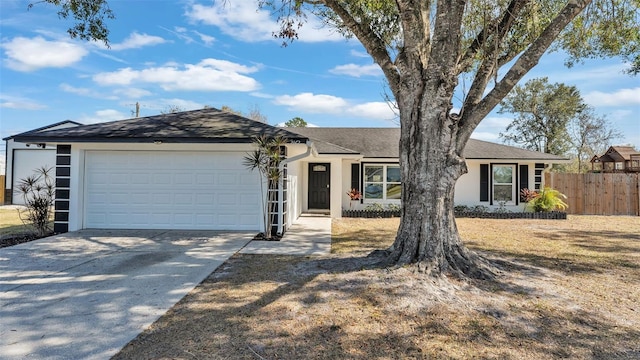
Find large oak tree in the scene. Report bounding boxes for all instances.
[39,0,639,277]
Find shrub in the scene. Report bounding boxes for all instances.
[386,203,401,211]
[364,203,385,211]
[521,187,568,212]
[16,167,55,237]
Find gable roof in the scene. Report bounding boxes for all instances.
[3,120,82,141]
[12,108,308,144]
[289,127,569,161]
[601,146,639,162]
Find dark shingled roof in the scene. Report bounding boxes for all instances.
[3,120,82,141]
[12,108,308,144]
[289,127,569,161]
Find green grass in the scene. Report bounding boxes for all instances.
[0,207,30,238]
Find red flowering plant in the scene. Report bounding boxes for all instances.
[346,188,362,208]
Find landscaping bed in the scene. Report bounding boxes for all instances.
[342,209,567,219]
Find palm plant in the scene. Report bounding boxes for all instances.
[521,187,568,213]
[16,166,55,237]
[243,135,287,239]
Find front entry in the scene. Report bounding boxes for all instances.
[308,163,330,209]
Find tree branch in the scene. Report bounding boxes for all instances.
[322,0,401,96]
[458,0,528,118]
[457,0,592,152]
[458,0,528,74]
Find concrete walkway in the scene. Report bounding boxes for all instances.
[0,230,253,360]
[240,215,332,255]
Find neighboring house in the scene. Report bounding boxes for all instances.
[11,108,568,235]
[4,121,82,205]
[590,146,640,173]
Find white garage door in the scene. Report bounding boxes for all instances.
[84,151,262,230]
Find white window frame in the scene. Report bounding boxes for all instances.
[363,164,401,202]
[492,164,516,205]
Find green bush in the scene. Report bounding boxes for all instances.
[522,187,568,212]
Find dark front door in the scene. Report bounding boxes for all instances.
[308,163,331,209]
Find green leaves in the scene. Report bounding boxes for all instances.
[522,187,568,212]
[29,0,114,46]
[499,77,584,156]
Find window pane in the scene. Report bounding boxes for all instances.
[365,183,383,199]
[386,184,401,199]
[387,166,401,182]
[365,166,383,182]
[493,165,513,183]
[494,185,513,202]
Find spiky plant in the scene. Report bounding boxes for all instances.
[243,135,287,238]
[16,166,55,237]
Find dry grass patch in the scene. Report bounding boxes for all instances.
[0,207,24,231]
[0,206,55,247]
[115,216,640,359]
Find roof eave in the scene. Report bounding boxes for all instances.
[12,136,309,144]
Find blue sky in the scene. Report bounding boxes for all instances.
[1,0,639,167]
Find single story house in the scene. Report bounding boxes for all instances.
[11,108,568,235]
[590,146,640,173]
[4,120,82,205]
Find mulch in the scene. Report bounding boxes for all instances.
[0,233,44,249]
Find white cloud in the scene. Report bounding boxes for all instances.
[347,102,395,120]
[471,132,501,142]
[329,63,382,78]
[471,116,513,142]
[250,92,275,99]
[193,31,215,45]
[544,63,632,83]
[185,2,343,43]
[273,92,396,120]
[140,98,204,112]
[0,94,47,110]
[274,93,348,113]
[114,87,152,99]
[109,32,167,51]
[583,87,640,107]
[93,58,260,92]
[79,109,127,124]
[350,49,370,58]
[1,36,88,71]
[159,26,195,44]
[59,83,118,100]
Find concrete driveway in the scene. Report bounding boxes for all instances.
[0,229,253,359]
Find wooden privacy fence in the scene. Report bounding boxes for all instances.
[545,172,640,216]
[0,175,4,204]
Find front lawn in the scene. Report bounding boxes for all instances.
[0,206,53,247]
[114,215,640,359]
[0,207,28,238]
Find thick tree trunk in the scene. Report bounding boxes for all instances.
[386,81,492,279]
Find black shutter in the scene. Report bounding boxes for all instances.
[480,164,489,202]
[351,164,360,191]
[519,164,529,203]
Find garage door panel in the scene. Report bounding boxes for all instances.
[84,151,261,230]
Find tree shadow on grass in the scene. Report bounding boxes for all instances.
[113,252,640,360]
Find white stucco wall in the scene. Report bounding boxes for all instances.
[338,158,546,212]
[5,139,57,205]
[455,159,541,210]
[5,122,81,204]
